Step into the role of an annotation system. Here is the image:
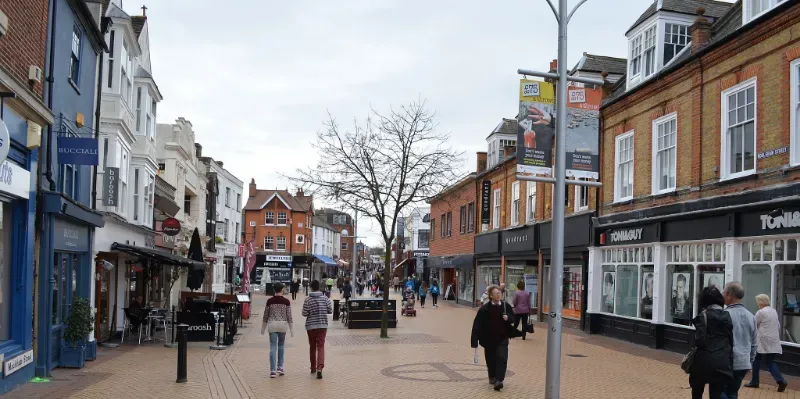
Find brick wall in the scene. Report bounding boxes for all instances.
[243,201,312,254]
[430,177,477,256]
[0,0,49,99]
[600,3,800,215]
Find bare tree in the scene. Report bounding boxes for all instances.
[290,100,463,337]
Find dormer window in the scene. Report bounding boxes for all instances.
[745,0,785,24]
[664,24,690,65]
[643,26,657,76]
[629,35,642,77]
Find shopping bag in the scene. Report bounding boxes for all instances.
[473,347,479,365]
[526,316,535,334]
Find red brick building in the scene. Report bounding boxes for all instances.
[243,180,313,284]
[589,0,800,369]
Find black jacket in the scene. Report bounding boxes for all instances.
[690,306,734,381]
[470,301,519,348]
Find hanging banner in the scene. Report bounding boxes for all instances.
[517,79,555,176]
[565,87,602,179]
[102,167,119,206]
[480,180,491,225]
[57,137,99,165]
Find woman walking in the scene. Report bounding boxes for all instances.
[302,280,333,379]
[261,282,293,378]
[512,281,532,340]
[430,279,441,308]
[745,294,788,392]
[688,286,733,399]
[419,282,428,308]
[290,279,300,300]
[470,285,519,391]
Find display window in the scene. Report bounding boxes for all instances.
[478,265,500,299]
[665,242,725,326]
[505,263,537,306]
[740,238,800,344]
[599,246,654,319]
[457,268,474,303]
[544,265,582,319]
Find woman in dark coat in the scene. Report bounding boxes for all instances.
[470,285,520,392]
[689,286,733,399]
[289,279,300,300]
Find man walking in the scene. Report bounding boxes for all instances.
[722,282,756,399]
[302,280,333,379]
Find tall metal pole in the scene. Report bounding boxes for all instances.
[351,210,358,295]
[545,0,569,397]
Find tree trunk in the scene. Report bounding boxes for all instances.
[380,240,393,338]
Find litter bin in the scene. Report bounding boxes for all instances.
[333,299,340,320]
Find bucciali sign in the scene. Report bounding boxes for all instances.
[609,228,643,243]
[761,211,800,230]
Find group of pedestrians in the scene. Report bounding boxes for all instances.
[686,282,787,399]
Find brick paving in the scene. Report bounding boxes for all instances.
[6,292,800,398]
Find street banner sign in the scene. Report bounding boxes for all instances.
[517,79,555,176]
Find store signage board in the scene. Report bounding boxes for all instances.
[0,119,9,165]
[57,137,99,165]
[517,79,555,176]
[480,180,491,224]
[162,217,181,236]
[565,87,602,179]
[53,218,89,252]
[757,146,788,160]
[265,255,292,262]
[739,208,800,237]
[103,167,119,206]
[0,161,30,199]
[501,225,536,253]
[599,224,658,246]
[4,349,33,376]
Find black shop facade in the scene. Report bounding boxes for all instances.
[587,185,800,375]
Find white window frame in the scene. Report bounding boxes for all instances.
[744,0,786,25]
[629,35,643,78]
[265,211,274,225]
[643,25,657,77]
[277,236,286,251]
[720,77,758,180]
[492,188,501,229]
[791,59,800,166]
[277,211,288,225]
[614,132,634,203]
[574,179,589,212]
[527,182,536,222]
[663,23,690,67]
[511,181,520,226]
[341,242,348,250]
[651,112,678,194]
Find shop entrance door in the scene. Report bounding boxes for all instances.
[50,252,81,369]
[95,264,112,342]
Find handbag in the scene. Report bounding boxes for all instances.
[681,311,707,374]
[525,315,535,334]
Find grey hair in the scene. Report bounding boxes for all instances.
[723,281,745,300]
[755,294,771,307]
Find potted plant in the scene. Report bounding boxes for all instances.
[215,236,224,244]
[60,297,94,368]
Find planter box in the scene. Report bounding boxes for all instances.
[59,344,86,368]
[84,341,97,361]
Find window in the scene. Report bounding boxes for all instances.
[147,174,154,225]
[467,202,475,232]
[745,0,786,23]
[277,236,286,251]
[150,100,157,140]
[158,163,165,175]
[643,25,656,77]
[333,214,347,225]
[70,25,81,83]
[511,181,520,226]
[102,138,109,169]
[107,30,115,88]
[615,132,634,202]
[664,24,690,65]
[527,182,536,222]
[492,188,501,229]
[652,113,677,193]
[430,219,435,240]
[225,187,230,207]
[575,179,589,212]
[440,214,446,238]
[665,243,726,326]
[600,247,654,319]
[296,234,304,244]
[446,211,452,237]
[265,211,274,225]
[120,149,128,214]
[235,222,240,243]
[135,87,142,132]
[133,169,140,221]
[629,35,642,77]
[418,230,429,248]
[791,59,800,165]
[264,236,274,250]
[722,79,757,179]
[341,242,347,250]
[459,206,467,234]
[237,193,241,211]
[277,212,287,225]
[183,195,191,216]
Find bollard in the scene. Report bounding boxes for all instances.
[171,306,176,344]
[176,324,188,383]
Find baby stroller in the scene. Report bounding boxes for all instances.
[401,288,417,316]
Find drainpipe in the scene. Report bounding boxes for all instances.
[43,0,57,191]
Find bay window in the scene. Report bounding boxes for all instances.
[615,132,634,202]
[721,79,757,179]
[652,113,677,193]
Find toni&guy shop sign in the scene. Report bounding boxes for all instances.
[738,208,800,237]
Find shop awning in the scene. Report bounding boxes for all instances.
[154,193,181,217]
[393,258,414,271]
[313,254,337,266]
[111,242,205,271]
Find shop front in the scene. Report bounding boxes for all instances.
[539,213,592,329]
[36,193,103,374]
[253,254,292,293]
[413,250,429,282]
[588,185,800,375]
[292,255,312,283]
[500,225,538,308]
[475,232,501,306]
[428,254,474,305]
[311,254,336,281]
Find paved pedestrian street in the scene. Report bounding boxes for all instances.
[7,293,800,399]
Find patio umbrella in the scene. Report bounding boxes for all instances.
[186,228,205,291]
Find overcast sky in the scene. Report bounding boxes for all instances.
[122,0,707,247]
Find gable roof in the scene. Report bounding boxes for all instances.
[486,118,518,139]
[131,16,146,38]
[244,189,313,212]
[570,54,627,75]
[627,0,734,35]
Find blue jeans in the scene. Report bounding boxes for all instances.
[749,353,787,385]
[721,369,748,399]
[269,332,286,372]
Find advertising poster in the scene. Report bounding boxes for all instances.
[602,271,615,313]
[524,274,538,308]
[565,87,602,179]
[703,273,724,290]
[672,272,692,320]
[641,271,654,318]
[517,79,555,176]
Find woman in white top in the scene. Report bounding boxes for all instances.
[744,294,788,392]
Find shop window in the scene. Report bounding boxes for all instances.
[742,264,772,315]
[615,265,639,318]
[544,265,582,319]
[601,265,615,313]
[640,266,655,319]
[666,264,694,326]
[504,264,534,304]
[478,265,501,302]
[458,268,475,303]
[777,264,800,343]
[0,203,10,340]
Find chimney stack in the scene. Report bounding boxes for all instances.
[549,59,558,72]
[503,145,516,158]
[296,187,304,197]
[249,178,257,198]
[690,8,712,54]
[476,152,487,174]
[600,71,614,99]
